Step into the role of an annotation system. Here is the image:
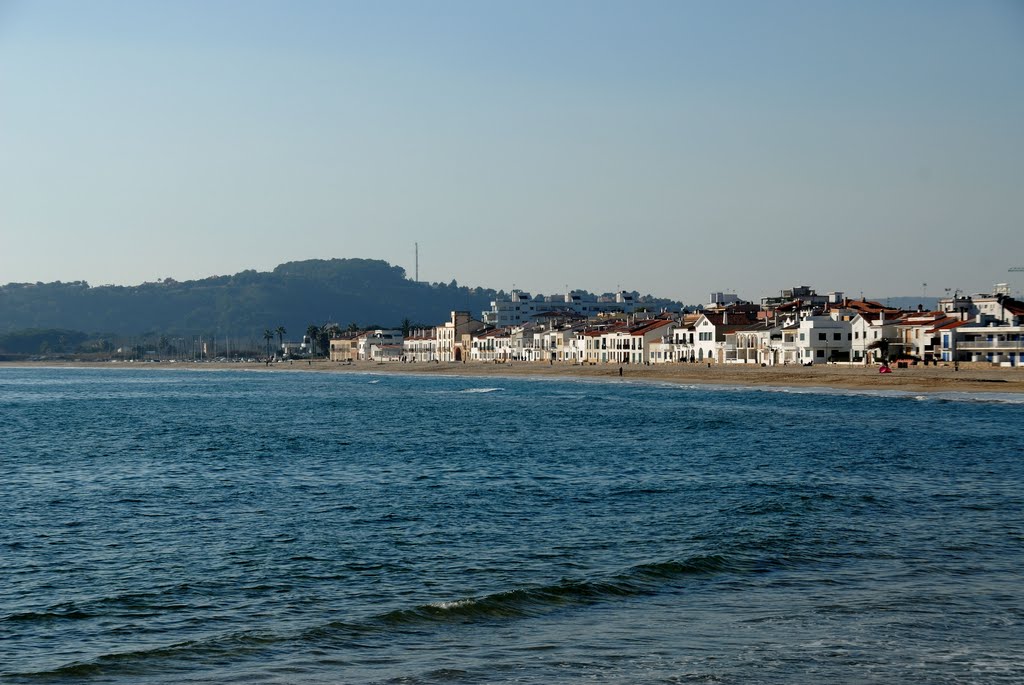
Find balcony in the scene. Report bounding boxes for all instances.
[956,339,1024,351]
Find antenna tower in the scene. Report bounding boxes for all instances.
[415,243,419,282]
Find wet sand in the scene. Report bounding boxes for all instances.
[7,359,1024,394]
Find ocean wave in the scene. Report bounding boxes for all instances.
[374,554,737,626]
[3,584,200,628]
[2,608,94,623]
[5,554,797,680]
[721,383,1024,405]
[459,387,503,394]
[8,630,281,680]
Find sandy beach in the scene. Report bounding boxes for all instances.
[6,359,1023,394]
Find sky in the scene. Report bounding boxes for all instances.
[1,0,1022,305]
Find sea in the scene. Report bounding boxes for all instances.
[1,367,1022,684]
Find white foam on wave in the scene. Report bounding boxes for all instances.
[429,598,475,610]
[653,380,1024,405]
[460,387,502,393]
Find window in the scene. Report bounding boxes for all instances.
[818,333,826,341]
[834,333,841,341]
[817,349,825,358]
[800,333,805,341]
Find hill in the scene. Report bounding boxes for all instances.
[0,259,498,339]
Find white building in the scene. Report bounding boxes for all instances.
[692,310,760,364]
[791,314,852,364]
[724,323,781,365]
[895,311,951,361]
[659,314,702,363]
[357,330,403,361]
[437,311,485,362]
[850,312,899,363]
[707,292,741,309]
[507,325,542,361]
[482,289,637,326]
[481,291,541,327]
[471,328,513,362]
[402,329,437,362]
[580,319,674,365]
[945,319,1024,365]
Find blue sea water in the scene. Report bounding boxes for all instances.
[1,367,1022,684]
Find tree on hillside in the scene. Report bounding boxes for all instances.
[0,258,513,336]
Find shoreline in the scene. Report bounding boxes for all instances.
[3,359,1023,394]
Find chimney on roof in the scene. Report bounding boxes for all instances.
[723,310,728,325]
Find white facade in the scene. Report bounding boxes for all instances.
[667,325,697,363]
[508,325,541,361]
[944,320,1024,365]
[481,291,541,327]
[402,330,437,362]
[482,289,637,326]
[725,325,780,365]
[437,311,484,362]
[369,344,403,362]
[693,317,717,363]
[791,315,852,364]
[580,320,674,365]
[849,312,901,363]
[471,329,513,362]
[357,330,403,360]
[708,292,740,308]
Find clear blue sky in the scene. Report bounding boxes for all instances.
[1,0,1022,304]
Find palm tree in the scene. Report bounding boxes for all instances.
[276,326,286,353]
[263,329,273,357]
[306,324,321,356]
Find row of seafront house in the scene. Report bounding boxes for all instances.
[327,285,1024,368]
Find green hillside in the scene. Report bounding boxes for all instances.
[0,258,497,338]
